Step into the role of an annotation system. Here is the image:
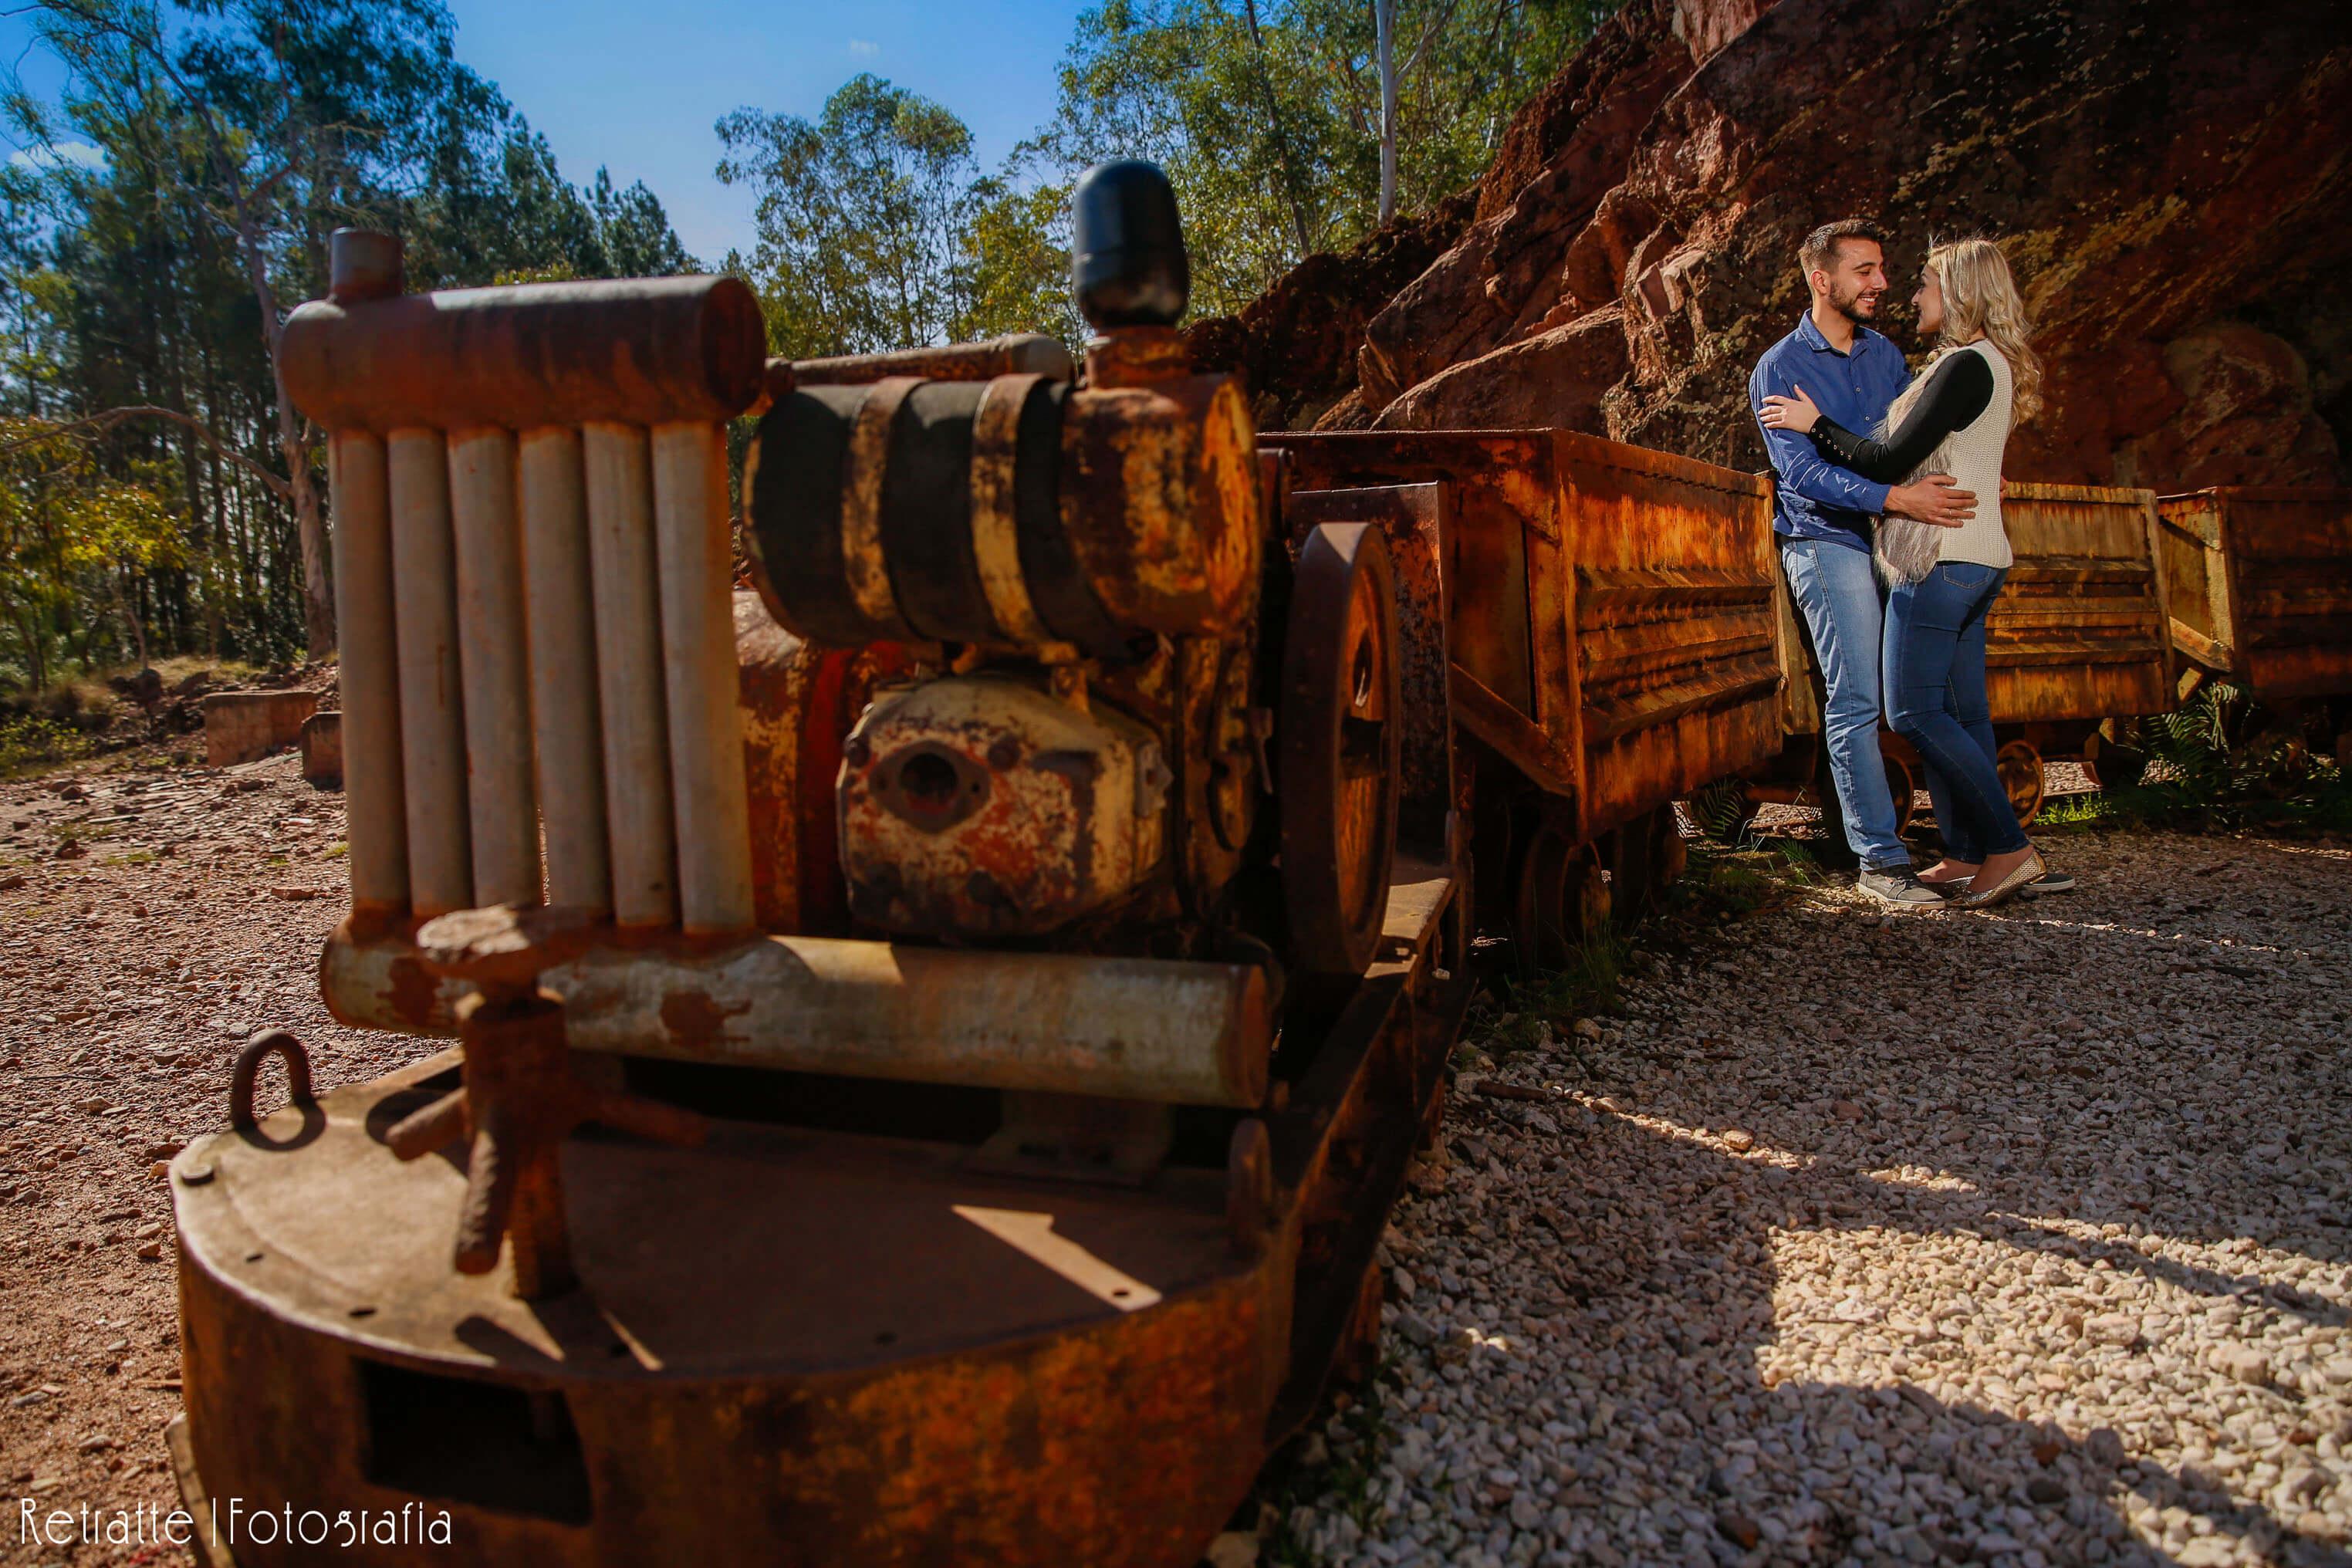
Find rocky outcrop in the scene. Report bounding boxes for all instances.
[1184,192,1475,432]
[1215,0,2352,489]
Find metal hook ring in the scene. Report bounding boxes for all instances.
[229,1029,316,1133]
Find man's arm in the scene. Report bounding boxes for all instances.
[1750,357,1891,513]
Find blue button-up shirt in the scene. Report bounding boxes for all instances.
[1750,313,1912,552]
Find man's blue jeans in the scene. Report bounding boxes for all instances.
[1884,561,2032,864]
[1779,537,1909,872]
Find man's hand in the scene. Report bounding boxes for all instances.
[1885,475,1976,528]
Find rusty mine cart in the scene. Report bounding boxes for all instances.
[160,154,2352,1563]
[2157,486,2352,764]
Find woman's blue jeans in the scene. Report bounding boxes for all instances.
[1884,561,2030,863]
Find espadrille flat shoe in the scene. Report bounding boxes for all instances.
[1950,849,2046,911]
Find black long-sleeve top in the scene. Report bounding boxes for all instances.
[1807,350,1994,482]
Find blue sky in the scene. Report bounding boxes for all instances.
[2,0,1093,264]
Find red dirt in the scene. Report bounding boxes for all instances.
[0,749,431,1566]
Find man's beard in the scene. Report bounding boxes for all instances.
[1830,282,1881,323]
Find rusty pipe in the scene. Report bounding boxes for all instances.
[652,421,756,935]
[790,334,1073,387]
[281,275,766,433]
[449,427,542,907]
[325,431,409,913]
[320,929,1273,1107]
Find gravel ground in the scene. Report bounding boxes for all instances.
[1,749,427,1566]
[8,751,2348,1568]
[1286,831,2352,1568]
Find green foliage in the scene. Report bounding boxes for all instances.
[0,0,695,689]
[0,415,184,689]
[719,2,1614,354]
[1023,0,1614,316]
[0,713,92,779]
[2039,686,2351,836]
[717,75,1072,357]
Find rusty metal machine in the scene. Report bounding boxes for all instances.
[164,161,1472,1568]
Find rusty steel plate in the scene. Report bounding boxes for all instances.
[2158,486,2352,701]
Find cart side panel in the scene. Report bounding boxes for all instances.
[1274,432,1570,803]
[2195,487,2352,700]
[1759,484,1823,739]
[1989,483,2173,724]
[1553,432,1782,840]
[2155,491,2233,677]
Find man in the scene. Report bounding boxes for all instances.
[1750,219,1975,907]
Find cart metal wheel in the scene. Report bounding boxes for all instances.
[1512,826,1607,973]
[1279,522,1401,978]
[2081,719,2149,791]
[1605,823,1647,928]
[1650,804,1688,892]
[1997,739,2045,826]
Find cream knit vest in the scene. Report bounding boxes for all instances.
[1883,340,2014,573]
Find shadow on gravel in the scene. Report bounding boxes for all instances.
[1391,1083,2351,1568]
[1343,873,2352,1567]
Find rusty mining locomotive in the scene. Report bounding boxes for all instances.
[162,158,2352,1567]
[167,161,1527,1568]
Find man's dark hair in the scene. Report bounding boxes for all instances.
[1799,219,1887,277]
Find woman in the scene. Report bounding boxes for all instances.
[1759,238,2047,909]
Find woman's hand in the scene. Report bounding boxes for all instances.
[1759,384,1823,434]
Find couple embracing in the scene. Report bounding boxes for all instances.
[1750,220,2057,911]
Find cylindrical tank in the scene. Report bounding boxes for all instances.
[745,370,1258,655]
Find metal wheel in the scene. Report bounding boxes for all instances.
[1512,826,1607,973]
[1997,739,2045,826]
[1607,822,1653,927]
[1279,522,1401,978]
[1437,812,1474,982]
[2082,718,2148,791]
[1649,805,1688,892]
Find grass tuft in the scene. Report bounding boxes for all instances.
[0,715,93,780]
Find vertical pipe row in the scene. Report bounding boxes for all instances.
[448,428,542,907]
[652,422,756,935]
[583,423,680,928]
[326,432,410,914]
[387,429,474,917]
[519,427,613,917]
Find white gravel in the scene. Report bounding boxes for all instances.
[1285,831,2352,1568]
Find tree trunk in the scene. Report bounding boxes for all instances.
[279,380,333,658]
[1242,0,1316,261]
[1374,0,1398,225]
[229,195,333,658]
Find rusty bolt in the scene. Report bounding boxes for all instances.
[987,737,1022,772]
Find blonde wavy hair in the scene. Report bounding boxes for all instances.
[1925,237,2043,424]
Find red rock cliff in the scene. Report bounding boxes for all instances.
[1188,0,2352,489]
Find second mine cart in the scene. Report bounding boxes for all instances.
[1270,429,1785,965]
